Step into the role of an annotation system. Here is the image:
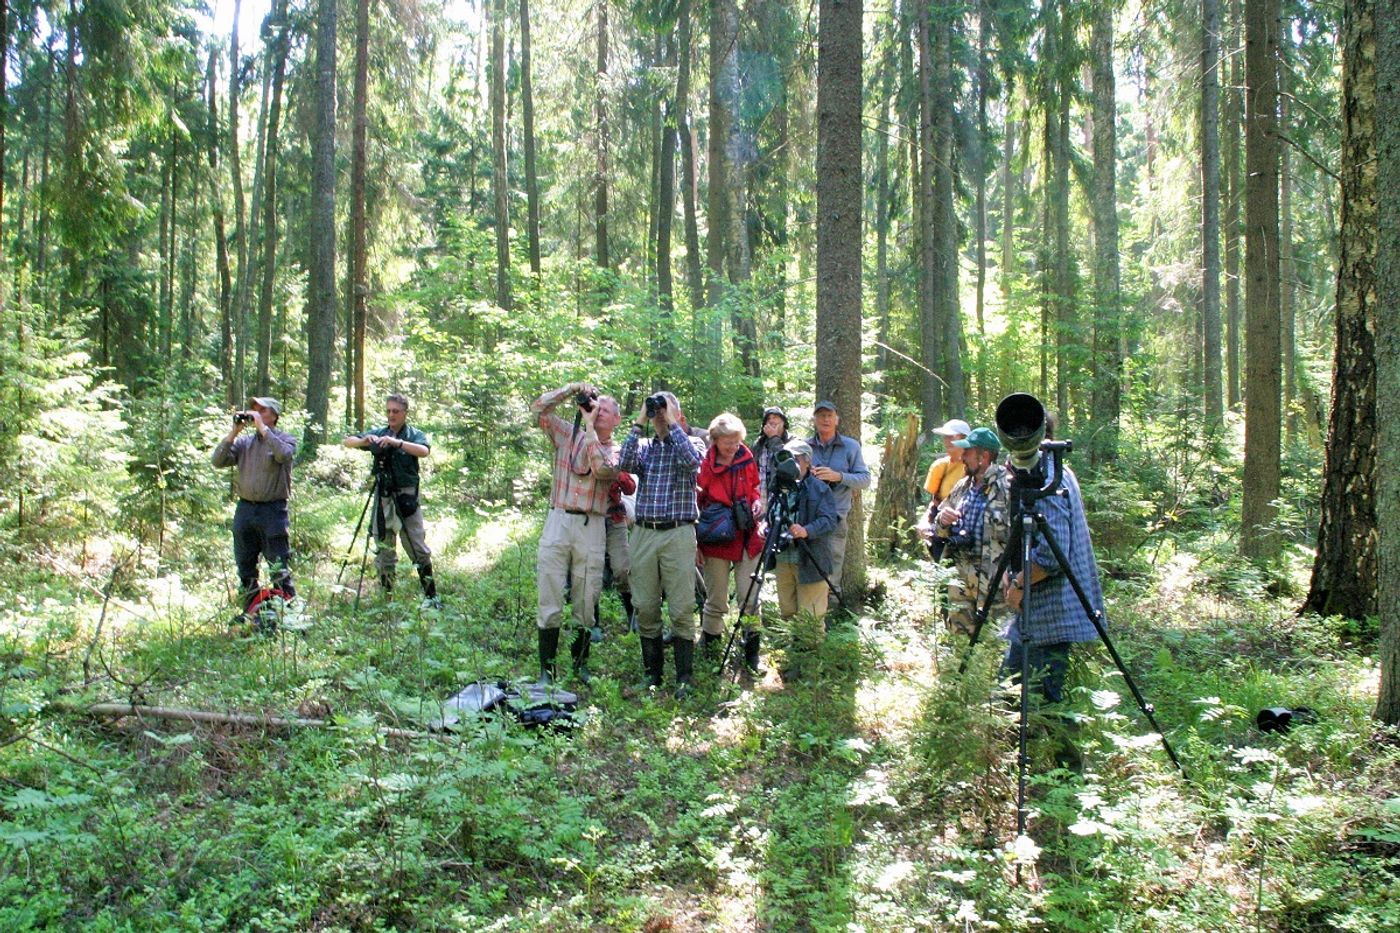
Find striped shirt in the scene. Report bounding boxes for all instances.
[532,387,619,515]
[619,423,705,523]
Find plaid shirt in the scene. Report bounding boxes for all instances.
[619,423,705,523]
[532,386,619,515]
[1010,466,1104,646]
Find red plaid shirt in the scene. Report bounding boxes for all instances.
[532,386,620,515]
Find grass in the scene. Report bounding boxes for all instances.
[1,478,1398,931]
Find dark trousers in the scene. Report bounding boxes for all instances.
[1000,637,1072,703]
[233,499,295,608]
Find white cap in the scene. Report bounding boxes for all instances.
[932,418,970,437]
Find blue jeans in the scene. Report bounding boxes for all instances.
[233,499,295,608]
[1000,634,1072,703]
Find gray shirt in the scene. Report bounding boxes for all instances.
[212,428,297,502]
[806,432,872,518]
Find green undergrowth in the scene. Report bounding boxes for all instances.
[2,490,1397,931]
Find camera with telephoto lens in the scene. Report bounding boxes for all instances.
[233,411,255,425]
[943,525,975,556]
[644,392,669,418]
[575,389,598,412]
[768,449,801,494]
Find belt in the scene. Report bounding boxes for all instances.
[637,519,693,531]
[563,508,589,515]
[238,498,287,506]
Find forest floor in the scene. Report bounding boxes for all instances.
[2,477,1399,931]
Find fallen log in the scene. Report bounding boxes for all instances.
[85,703,439,741]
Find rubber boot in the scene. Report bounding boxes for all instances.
[590,597,604,644]
[673,638,695,700]
[701,631,723,664]
[743,631,764,675]
[638,636,665,691]
[570,627,593,683]
[537,627,561,685]
[621,590,638,633]
[417,561,440,609]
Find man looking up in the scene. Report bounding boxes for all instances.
[530,382,622,683]
[806,399,871,604]
[619,391,706,698]
[342,393,438,608]
[935,427,1012,636]
[211,397,297,625]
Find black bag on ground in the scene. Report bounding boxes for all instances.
[435,681,579,732]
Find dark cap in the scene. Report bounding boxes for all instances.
[813,399,838,414]
[953,426,1002,453]
[762,406,789,428]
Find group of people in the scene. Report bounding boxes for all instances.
[529,384,869,697]
[917,417,1104,703]
[212,385,1105,705]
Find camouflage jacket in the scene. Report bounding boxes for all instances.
[944,464,1014,609]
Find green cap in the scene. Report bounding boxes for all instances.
[953,426,1001,453]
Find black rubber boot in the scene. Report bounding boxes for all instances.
[621,590,637,633]
[673,638,695,700]
[417,560,437,598]
[570,627,593,683]
[701,631,723,663]
[743,631,764,674]
[639,636,665,690]
[537,628,561,684]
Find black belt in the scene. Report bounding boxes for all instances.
[563,508,589,515]
[637,519,693,531]
[238,498,287,506]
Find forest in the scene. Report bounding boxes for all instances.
[0,0,1397,927]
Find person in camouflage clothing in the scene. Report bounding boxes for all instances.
[935,427,1013,637]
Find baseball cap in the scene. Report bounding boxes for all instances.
[953,426,1001,452]
[783,439,813,458]
[932,418,971,437]
[248,396,282,417]
[813,399,838,414]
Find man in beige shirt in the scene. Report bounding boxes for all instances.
[211,397,298,622]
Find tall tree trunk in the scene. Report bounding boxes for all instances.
[350,0,370,431]
[205,51,234,405]
[158,112,173,358]
[656,18,678,367]
[1090,0,1122,466]
[917,10,942,428]
[1001,80,1016,298]
[593,0,609,272]
[1241,0,1282,560]
[1374,0,1399,724]
[706,0,735,311]
[229,0,248,404]
[1304,0,1376,618]
[1202,0,1224,427]
[933,14,964,418]
[874,28,893,421]
[492,0,512,310]
[256,13,290,395]
[974,0,989,344]
[678,0,703,313]
[816,0,864,599]
[1280,43,1296,438]
[1225,0,1243,408]
[303,0,338,450]
[520,0,541,275]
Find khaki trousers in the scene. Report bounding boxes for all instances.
[536,509,606,631]
[775,562,828,621]
[374,489,432,574]
[630,524,699,641]
[700,552,762,636]
[605,521,631,592]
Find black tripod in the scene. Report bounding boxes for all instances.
[960,441,1185,837]
[335,444,393,615]
[719,477,845,678]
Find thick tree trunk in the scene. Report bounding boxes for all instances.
[917,11,942,428]
[874,32,893,422]
[933,17,965,420]
[492,0,512,309]
[350,0,369,431]
[1241,0,1282,560]
[256,14,290,395]
[520,0,541,275]
[974,1,989,344]
[706,0,734,311]
[1090,1,1122,466]
[869,414,922,558]
[1305,0,1376,618]
[303,0,338,450]
[205,51,234,406]
[816,0,864,599]
[1202,0,1224,427]
[678,0,703,313]
[229,0,248,403]
[656,17,678,365]
[1280,48,1296,438]
[1374,0,1399,724]
[1225,0,1243,409]
[593,0,609,272]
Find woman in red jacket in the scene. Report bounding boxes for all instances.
[697,413,766,672]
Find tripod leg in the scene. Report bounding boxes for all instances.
[336,480,378,587]
[1031,515,1187,777]
[1017,630,1032,838]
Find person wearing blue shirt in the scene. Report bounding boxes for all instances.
[806,399,871,604]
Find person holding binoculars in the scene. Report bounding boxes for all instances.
[934,426,1013,637]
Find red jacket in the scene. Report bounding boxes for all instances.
[696,443,765,562]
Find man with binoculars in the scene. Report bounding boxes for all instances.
[211,397,297,625]
[935,427,1013,636]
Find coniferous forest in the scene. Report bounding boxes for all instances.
[1,0,1398,927]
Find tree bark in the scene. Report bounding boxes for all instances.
[520,0,541,275]
[678,0,703,313]
[492,0,512,309]
[1202,0,1224,427]
[1091,0,1122,466]
[1305,0,1376,618]
[934,15,965,420]
[917,10,942,428]
[205,50,234,406]
[349,0,370,431]
[1225,0,1243,408]
[816,0,864,599]
[229,0,248,403]
[1241,0,1282,560]
[706,0,735,312]
[1280,41,1296,438]
[656,14,679,366]
[593,0,609,272]
[256,11,290,396]
[303,0,338,450]
[1373,0,1399,724]
[1001,79,1016,298]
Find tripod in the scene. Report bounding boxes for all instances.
[960,442,1185,837]
[719,478,845,678]
[335,445,393,615]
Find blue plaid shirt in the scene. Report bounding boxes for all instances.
[619,423,705,523]
[952,481,991,551]
[1008,466,1104,647]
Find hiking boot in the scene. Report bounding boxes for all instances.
[621,590,637,634]
[417,560,437,599]
[537,628,561,685]
[743,631,764,674]
[637,636,665,691]
[570,627,593,683]
[673,637,695,700]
